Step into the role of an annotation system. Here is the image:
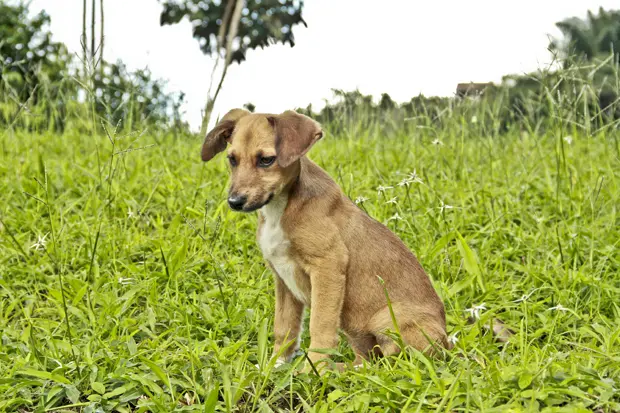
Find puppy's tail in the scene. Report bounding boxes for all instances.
[469,317,513,343]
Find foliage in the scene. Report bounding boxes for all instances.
[92,60,187,129]
[550,7,620,64]
[0,2,72,101]
[0,1,188,133]
[159,0,307,64]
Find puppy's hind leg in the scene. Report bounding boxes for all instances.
[369,305,450,357]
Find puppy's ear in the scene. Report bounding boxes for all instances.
[267,110,323,168]
[201,108,250,162]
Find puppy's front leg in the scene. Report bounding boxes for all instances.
[306,263,346,371]
[273,275,304,363]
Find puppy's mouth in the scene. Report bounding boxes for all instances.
[241,193,274,212]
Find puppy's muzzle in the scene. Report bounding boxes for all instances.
[228,194,247,211]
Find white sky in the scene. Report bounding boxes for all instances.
[30,0,619,131]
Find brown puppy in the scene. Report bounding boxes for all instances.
[202,109,450,372]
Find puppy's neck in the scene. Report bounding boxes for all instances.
[260,191,289,220]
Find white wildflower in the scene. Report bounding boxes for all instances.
[438,200,454,213]
[548,304,568,312]
[385,197,398,205]
[376,185,393,194]
[30,233,48,251]
[465,303,486,320]
[514,290,536,303]
[355,196,369,205]
[407,170,423,184]
[398,178,411,187]
[448,332,459,345]
[431,139,443,146]
[563,136,573,145]
[388,213,403,221]
[128,208,136,219]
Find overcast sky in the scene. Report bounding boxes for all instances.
[30,0,619,131]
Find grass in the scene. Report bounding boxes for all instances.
[0,106,619,412]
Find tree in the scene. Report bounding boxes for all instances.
[158,0,307,132]
[0,3,71,103]
[550,8,620,64]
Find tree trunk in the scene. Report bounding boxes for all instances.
[99,0,104,72]
[91,0,96,62]
[200,0,244,135]
[82,0,87,75]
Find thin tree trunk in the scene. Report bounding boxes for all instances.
[91,0,96,62]
[200,0,244,134]
[99,0,104,72]
[82,0,87,75]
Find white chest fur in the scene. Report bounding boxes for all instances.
[258,195,305,303]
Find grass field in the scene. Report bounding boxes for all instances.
[1,111,619,412]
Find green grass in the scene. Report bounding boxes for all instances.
[0,115,619,412]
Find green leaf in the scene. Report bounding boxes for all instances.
[140,358,171,389]
[65,385,80,404]
[92,382,106,394]
[170,240,187,273]
[204,383,220,413]
[16,369,70,384]
[427,231,455,259]
[518,372,533,389]
[127,336,138,355]
[328,389,347,403]
[455,231,486,292]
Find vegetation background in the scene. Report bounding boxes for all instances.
[0,1,619,411]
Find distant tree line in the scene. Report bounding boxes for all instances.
[0,0,307,134]
[1,2,619,136]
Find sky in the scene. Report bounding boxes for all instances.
[30,0,619,131]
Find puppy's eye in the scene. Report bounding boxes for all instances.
[227,155,237,167]
[258,156,276,168]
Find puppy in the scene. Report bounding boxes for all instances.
[201,109,450,372]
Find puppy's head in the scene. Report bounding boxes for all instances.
[202,109,323,212]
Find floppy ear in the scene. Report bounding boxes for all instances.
[267,110,323,168]
[201,108,250,162]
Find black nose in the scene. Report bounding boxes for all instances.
[228,194,247,211]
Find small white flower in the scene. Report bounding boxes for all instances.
[548,304,568,312]
[398,178,411,187]
[118,277,134,285]
[407,170,423,184]
[377,185,393,194]
[438,200,454,213]
[448,332,459,345]
[388,213,403,221]
[385,197,398,205]
[563,136,573,145]
[431,139,443,146]
[514,290,536,303]
[465,303,486,320]
[30,233,48,251]
[355,196,369,204]
[128,208,136,219]
[534,216,544,224]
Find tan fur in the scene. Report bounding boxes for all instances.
[202,109,450,372]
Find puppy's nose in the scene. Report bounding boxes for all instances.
[227,194,247,211]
